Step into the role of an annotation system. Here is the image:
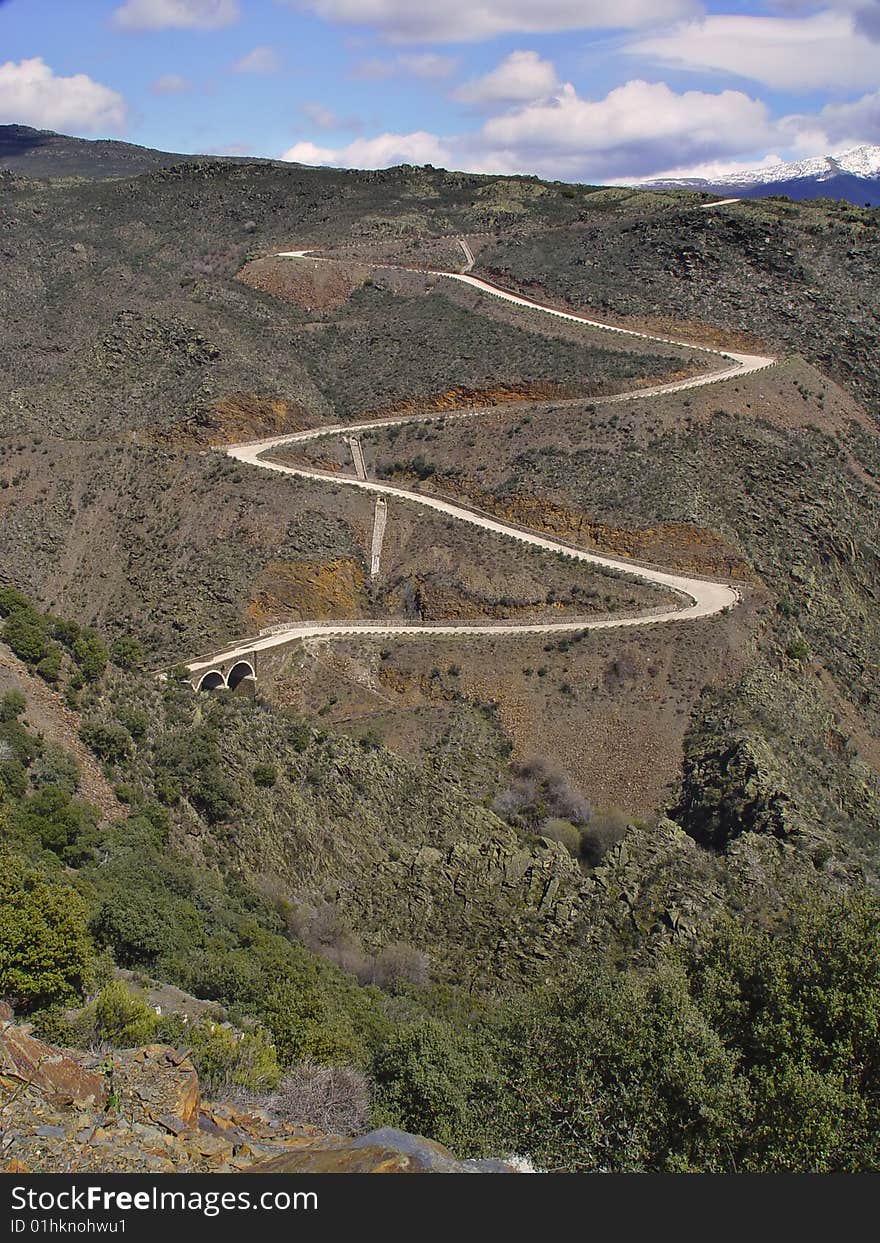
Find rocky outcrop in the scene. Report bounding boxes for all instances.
[674,730,797,850]
[0,1022,518,1174]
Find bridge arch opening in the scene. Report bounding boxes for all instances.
[197,670,226,692]
[227,660,256,691]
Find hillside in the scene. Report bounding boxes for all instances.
[0,124,281,181]
[2,136,880,1172]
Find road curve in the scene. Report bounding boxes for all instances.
[188,253,775,676]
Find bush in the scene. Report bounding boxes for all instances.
[72,629,108,682]
[31,743,80,795]
[36,646,63,683]
[275,1063,370,1136]
[15,785,98,865]
[0,855,93,1010]
[3,610,49,664]
[0,690,26,722]
[253,762,278,788]
[109,635,145,671]
[580,807,630,866]
[540,817,581,857]
[80,720,133,765]
[71,980,159,1048]
[0,587,32,618]
[164,1020,280,1095]
[370,1020,501,1153]
[371,942,430,990]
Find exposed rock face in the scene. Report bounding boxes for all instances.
[250,1128,517,1174]
[337,834,584,984]
[0,1023,518,1174]
[675,729,798,851]
[0,1022,107,1109]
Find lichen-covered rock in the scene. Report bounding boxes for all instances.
[674,730,796,850]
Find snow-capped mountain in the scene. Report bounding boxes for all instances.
[639,145,880,207]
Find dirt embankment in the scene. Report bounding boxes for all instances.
[0,643,123,823]
[237,255,373,312]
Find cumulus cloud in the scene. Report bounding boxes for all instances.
[629,11,880,92]
[150,73,192,94]
[479,79,776,181]
[281,130,453,168]
[0,57,127,133]
[783,87,880,149]
[286,0,697,43]
[233,46,281,74]
[454,50,558,108]
[113,0,239,30]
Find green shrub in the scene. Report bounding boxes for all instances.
[540,817,581,856]
[109,635,145,671]
[80,720,133,765]
[73,980,160,1048]
[36,646,63,683]
[0,587,32,618]
[159,1016,280,1094]
[3,610,50,664]
[0,855,93,1010]
[31,743,80,795]
[0,690,26,722]
[72,629,108,682]
[370,1019,502,1153]
[15,785,98,865]
[253,762,278,788]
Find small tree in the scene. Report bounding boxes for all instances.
[0,856,93,1010]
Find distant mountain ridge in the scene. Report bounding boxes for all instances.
[0,123,288,180]
[639,144,880,207]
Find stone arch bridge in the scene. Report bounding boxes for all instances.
[191,658,256,693]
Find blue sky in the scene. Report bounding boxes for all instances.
[1,0,878,181]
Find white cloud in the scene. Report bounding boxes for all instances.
[783,87,880,149]
[454,50,558,107]
[287,0,697,43]
[150,73,192,94]
[233,46,281,74]
[480,79,775,180]
[113,0,239,31]
[282,130,453,168]
[629,12,880,91]
[0,57,127,133]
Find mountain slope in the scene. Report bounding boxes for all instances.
[640,145,880,207]
[0,123,287,180]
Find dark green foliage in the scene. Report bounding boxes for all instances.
[15,786,98,865]
[0,587,32,618]
[3,609,50,664]
[371,1019,502,1153]
[109,635,145,670]
[691,894,880,1171]
[252,762,278,788]
[0,689,25,721]
[0,854,93,1010]
[71,628,108,681]
[36,646,63,683]
[79,720,134,765]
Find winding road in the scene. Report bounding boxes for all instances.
[188,250,776,680]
